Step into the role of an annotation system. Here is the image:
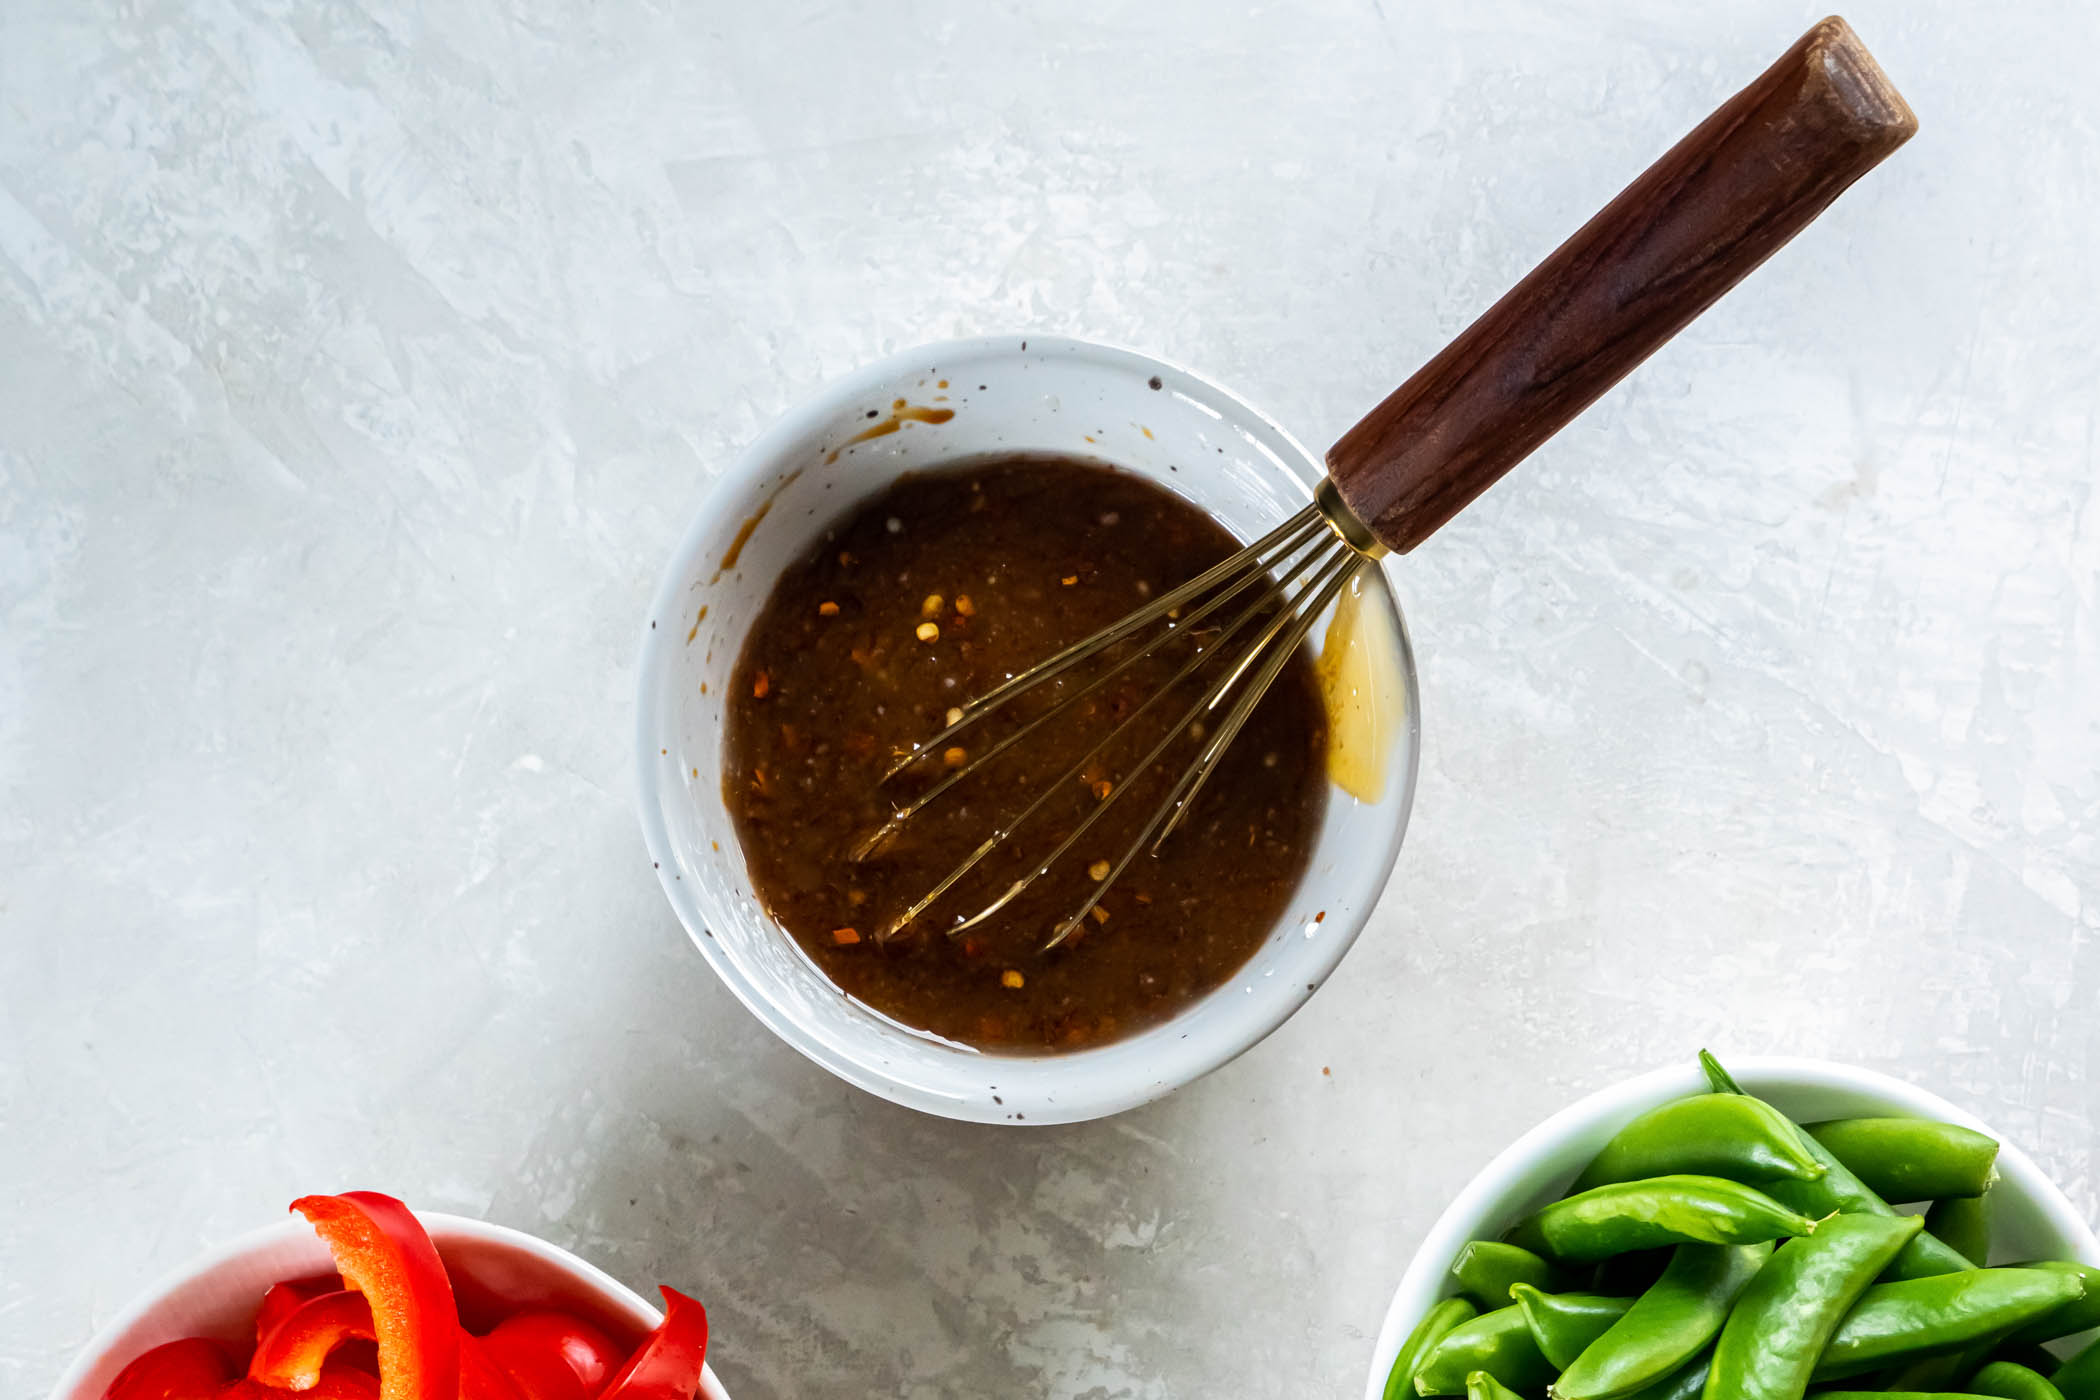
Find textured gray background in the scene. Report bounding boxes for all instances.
[4,1,2097,1396]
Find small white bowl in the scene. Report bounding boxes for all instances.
[1363,1057,2100,1400]
[48,1211,730,1400]
[635,335,1420,1125]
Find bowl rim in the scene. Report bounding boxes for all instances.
[47,1211,728,1400]
[632,331,1422,1124]
[1361,1055,2100,1400]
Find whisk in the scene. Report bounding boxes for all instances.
[866,16,1916,951]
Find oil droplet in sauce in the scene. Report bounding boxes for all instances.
[825,402,956,463]
[1314,569,1404,803]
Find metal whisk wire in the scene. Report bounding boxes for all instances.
[864,494,1376,950]
[854,502,1329,865]
[874,502,1331,786]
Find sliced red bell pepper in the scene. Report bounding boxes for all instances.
[290,1193,461,1400]
[255,1277,342,1347]
[102,1337,238,1400]
[458,1333,529,1400]
[473,1338,579,1400]
[249,1290,376,1389]
[220,1370,380,1400]
[479,1312,621,1398]
[596,1289,708,1400]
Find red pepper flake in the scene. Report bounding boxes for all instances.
[818,600,840,616]
[752,671,770,698]
[1322,1066,1331,1076]
[954,595,976,617]
[1091,779,1112,800]
[1090,905,1110,924]
[1315,910,1326,923]
[1061,574,1079,586]
[831,927,861,945]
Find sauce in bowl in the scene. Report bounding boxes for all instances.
[723,455,1328,1052]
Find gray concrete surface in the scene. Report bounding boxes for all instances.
[3,1,2095,1396]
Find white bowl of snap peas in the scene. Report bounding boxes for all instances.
[1364,1055,2100,1400]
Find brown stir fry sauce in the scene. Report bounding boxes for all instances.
[723,455,1326,1052]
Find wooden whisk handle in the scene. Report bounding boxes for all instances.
[1326,15,1917,554]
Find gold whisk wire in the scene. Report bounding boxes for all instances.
[864,495,1375,950]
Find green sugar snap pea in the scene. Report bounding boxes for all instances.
[1806,1117,2001,1201]
[1761,1130,1975,1280]
[1928,1190,1994,1267]
[1509,1287,1635,1368]
[1571,1096,1825,1191]
[1697,1050,1742,1094]
[1386,1298,1480,1400]
[1996,1346,2071,1376]
[1552,1244,1769,1400]
[1620,1351,1710,1400]
[1698,1051,1973,1282]
[1454,1241,1557,1308]
[2052,1334,2100,1400]
[1416,1304,1556,1396]
[1969,1361,2070,1400]
[2005,1261,2100,1345]
[1506,1175,1816,1264]
[1882,1341,1997,1394]
[1706,1211,1923,1400]
[1811,1267,2088,1381]
[1469,1371,1531,1400]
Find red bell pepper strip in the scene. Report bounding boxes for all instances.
[473,1337,580,1400]
[102,1338,238,1400]
[249,1291,377,1389]
[596,1289,709,1400]
[221,1372,380,1400]
[479,1313,621,1398]
[256,1278,343,1348]
[290,1193,461,1400]
[458,1333,529,1400]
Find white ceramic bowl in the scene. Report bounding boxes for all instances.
[1363,1057,2100,1400]
[49,1210,730,1400]
[635,335,1420,1125]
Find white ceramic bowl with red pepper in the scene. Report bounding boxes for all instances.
[635,334,1421,1125]
[48,1212,730,1400]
